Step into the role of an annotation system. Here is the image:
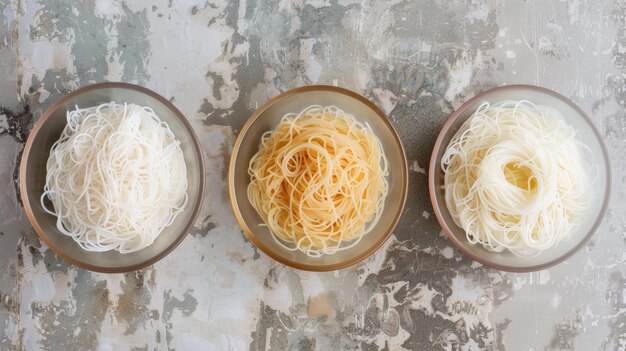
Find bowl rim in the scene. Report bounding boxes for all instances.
[19,81,206,273]
[229,85,408,271]
[428,84,612,272]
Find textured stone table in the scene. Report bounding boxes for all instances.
[1,0,625,350]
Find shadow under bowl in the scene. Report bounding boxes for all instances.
[229,85,408,271]
[429,84,611,272]
[20,82,205,273]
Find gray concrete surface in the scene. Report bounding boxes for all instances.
[0,0,624,350]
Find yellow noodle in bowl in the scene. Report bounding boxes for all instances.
[247,105,389,257]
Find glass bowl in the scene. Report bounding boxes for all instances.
[229,85,408,271]
[429,85,611,272]
[20,82,205,273]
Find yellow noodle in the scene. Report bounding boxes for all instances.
[247,105,388,257]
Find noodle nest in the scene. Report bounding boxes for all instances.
[442,100,591,256]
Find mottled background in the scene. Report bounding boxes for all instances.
[0,0,624,350]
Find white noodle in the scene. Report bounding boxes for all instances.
[41,102,188,253]
[442,100,591,256]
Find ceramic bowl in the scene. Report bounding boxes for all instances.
[20,82,205,273]
[229,85,408,271]
[429,85,611,272]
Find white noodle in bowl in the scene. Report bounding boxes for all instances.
[41,102,188,254]
[441,100,592,257]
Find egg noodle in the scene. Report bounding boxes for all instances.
[442,100,591,256]
[247,105,389,257]
[41,102,188,253]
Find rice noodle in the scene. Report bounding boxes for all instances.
[442,100,591,256]
[41,102,188,253]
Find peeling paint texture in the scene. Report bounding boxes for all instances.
[0,0,625,350]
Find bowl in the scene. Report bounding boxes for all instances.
[429,85,611,272]
[20,82,205,273]
[229,85,408,271]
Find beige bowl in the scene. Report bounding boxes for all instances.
[429,85,611,272]
[229,86,408,271]
[20,82,205,273]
